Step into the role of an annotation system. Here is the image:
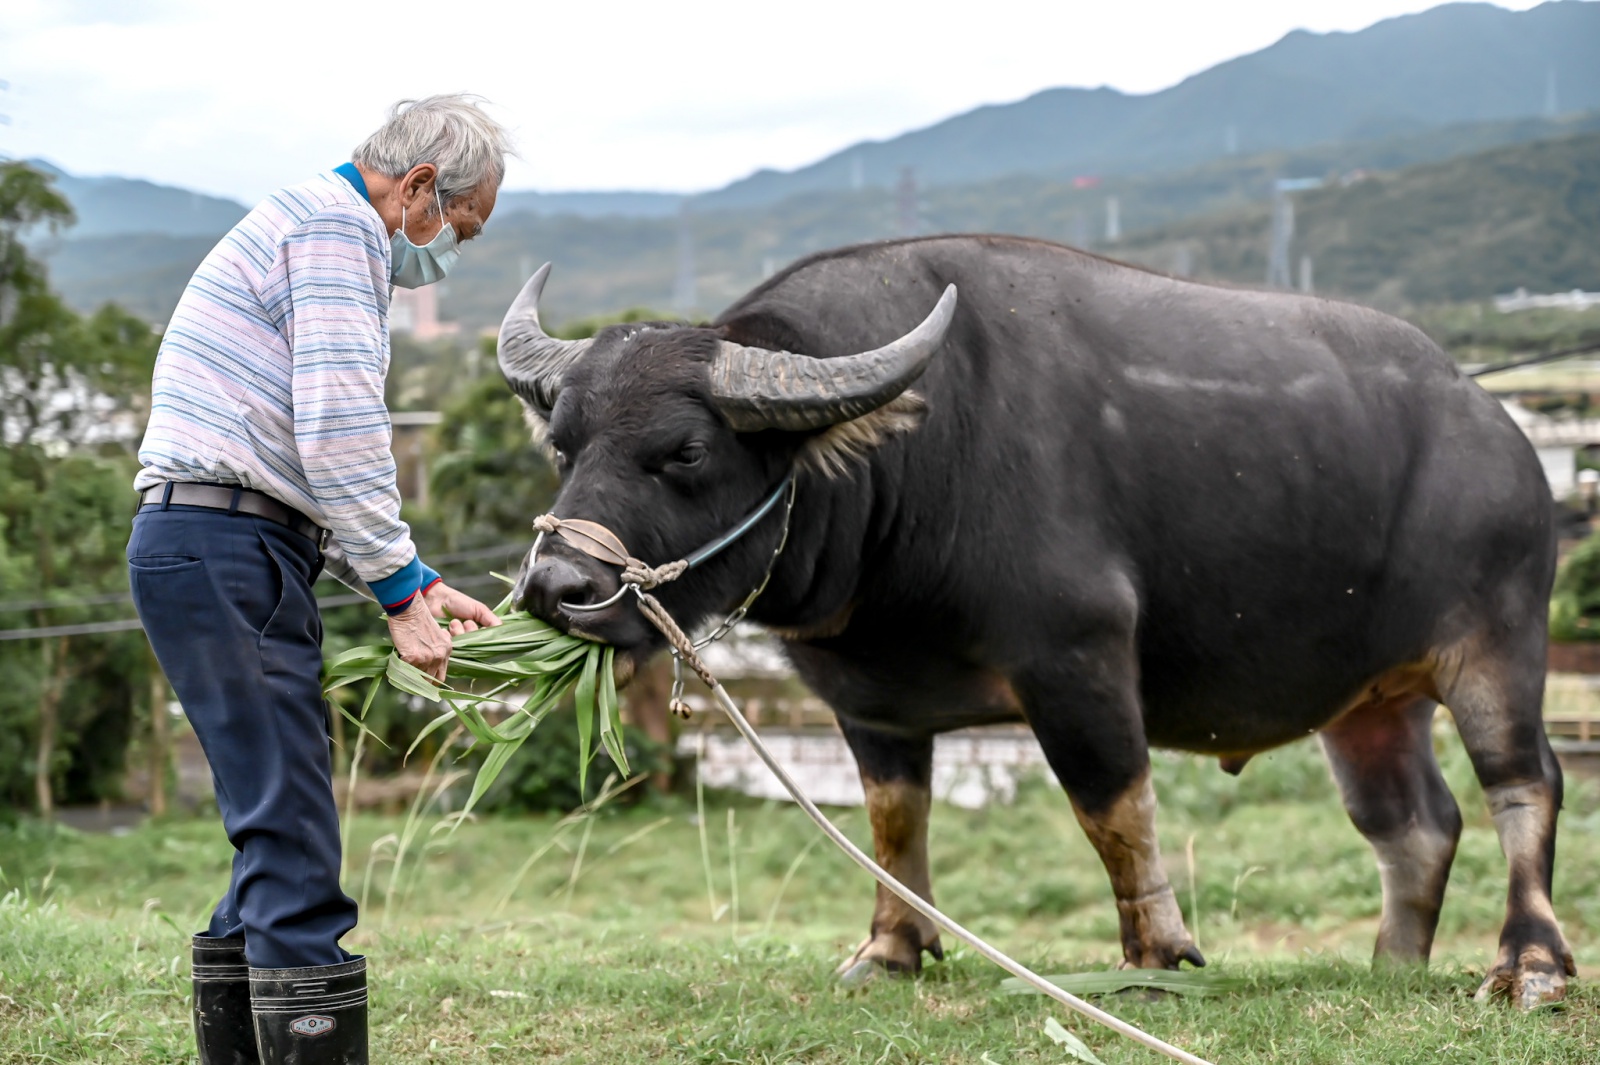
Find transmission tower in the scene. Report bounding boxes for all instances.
[673,202,697,313]
[1267,178,1322,288]
[895,167,920,237]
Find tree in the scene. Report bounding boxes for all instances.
[0,162,159,818]
[427,360,561,552]
[1,161,157,453]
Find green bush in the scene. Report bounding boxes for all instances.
[1550,534,1600,641]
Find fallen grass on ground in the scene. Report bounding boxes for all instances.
[2,731,1598,1063]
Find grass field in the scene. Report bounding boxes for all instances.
[2,730,1599,1064]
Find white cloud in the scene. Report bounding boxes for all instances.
[0,0,1548,202]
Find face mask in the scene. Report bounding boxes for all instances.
[390,187,459,289]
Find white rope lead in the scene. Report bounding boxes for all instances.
[706,682,1216,1065]
[539,500,1214,1064]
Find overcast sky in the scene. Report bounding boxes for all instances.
[2,0,1548,204]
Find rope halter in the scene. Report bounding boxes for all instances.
[526,475,798,715]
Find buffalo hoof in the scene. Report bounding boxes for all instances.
[1119,941,1206,971]
[834,931,944,984]
[1474,950,1573,1010]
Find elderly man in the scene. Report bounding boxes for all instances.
[128,95,510,1065]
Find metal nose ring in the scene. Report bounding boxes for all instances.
[527,532,634,613]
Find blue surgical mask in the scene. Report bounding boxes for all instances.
[390,187,459,289]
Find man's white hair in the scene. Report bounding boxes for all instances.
[352,94,512,207]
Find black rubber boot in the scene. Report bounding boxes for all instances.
[192,934,259,1065]
[249,957,368,1065]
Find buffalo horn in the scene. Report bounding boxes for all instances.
[497,262,593,416]
[710,284,958,432]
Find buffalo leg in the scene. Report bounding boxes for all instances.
[1320,695,1462,963]
[1435,637,1574,1008]
[834,720,943,978]
[1022,639,1202,970]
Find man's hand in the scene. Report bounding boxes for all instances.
[386,596,452,682]
[423,581,503,636]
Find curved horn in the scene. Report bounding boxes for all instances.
[497,262,593,416]
[710,284,958,432]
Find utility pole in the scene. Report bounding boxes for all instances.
[673,202,696,314]
[1267,188,1294,288]
[895,167,919,237]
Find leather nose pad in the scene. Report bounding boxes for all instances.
[516,557,593,623]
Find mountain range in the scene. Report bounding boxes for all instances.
[701,0,1600,209]
[23,0,1600,326]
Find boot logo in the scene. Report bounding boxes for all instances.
[289,1015,336,1037]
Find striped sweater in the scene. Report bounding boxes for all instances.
[135,169,436,612]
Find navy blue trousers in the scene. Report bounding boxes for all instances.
[128,505,357,969]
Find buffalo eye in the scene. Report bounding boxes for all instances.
[669,442,708,469]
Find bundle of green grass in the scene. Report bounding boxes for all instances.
[323,597,625,812]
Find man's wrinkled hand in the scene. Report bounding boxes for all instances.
[386,595,452,682]
[424,581,503,636]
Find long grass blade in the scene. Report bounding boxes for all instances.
[597,647,628,774]
[384,654,442,702]
[573,644,600,795]
[322,608,630,825]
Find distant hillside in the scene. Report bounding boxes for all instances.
[44,233,223,323]
[920,111,1600,248]
[701,1,1600,209]
[1114,130,1600,306]
[47,114,1597,329]
[495,189,684,219]
[28,1,1599,243]
[43,112,1600,327]
[26,160,248,238]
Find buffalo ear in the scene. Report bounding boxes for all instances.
[519,402,560,463]
[799,389,927,477]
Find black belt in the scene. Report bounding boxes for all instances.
[138,482,329,548]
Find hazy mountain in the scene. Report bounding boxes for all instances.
[431,126,1600,326]
[1113,129,1600,306]
[26,160,249,238]
[494,189,685,219]
[30,2,1598,237]
[45,111,1600,328]
[699,1,1600,209]
[30,0,1600,325]
[27,161,683,235]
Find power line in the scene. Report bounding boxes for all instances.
[1467,339,1600,378]
[0,573,513,642]
[0,590,134,614]
[0,543,531,615]
[0,617,145,641]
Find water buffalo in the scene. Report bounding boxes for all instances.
[500,236,1573,1007]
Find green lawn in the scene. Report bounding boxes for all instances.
[2,732,1598,1064]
